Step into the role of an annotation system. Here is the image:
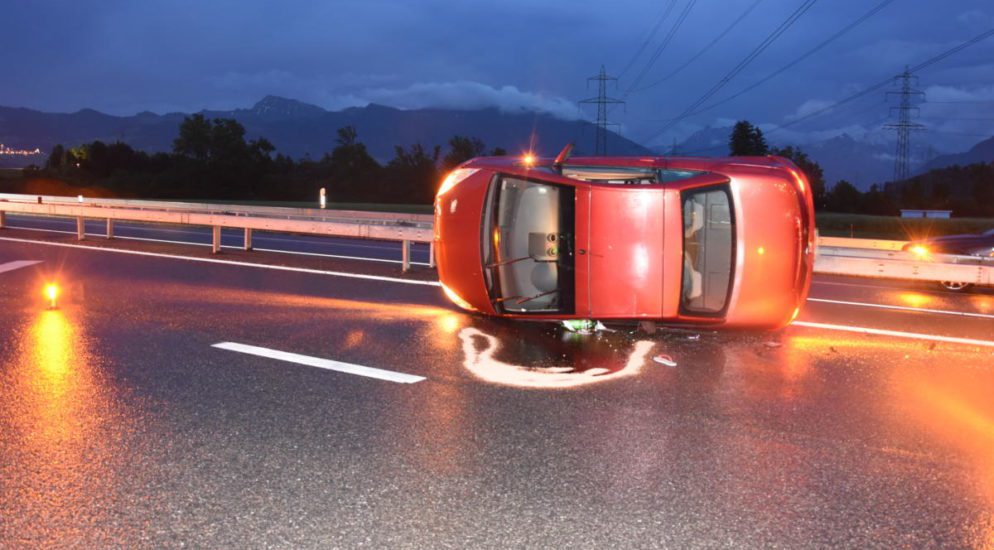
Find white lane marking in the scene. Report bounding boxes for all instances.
[212,342,426,384]
[807,297,994,320]
[0,236,441,287]
[0,260,42,274]
[3,224,431,266]
[792,321,994,349]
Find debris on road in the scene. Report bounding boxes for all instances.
[652,354,678,367]
[561,319,611,335]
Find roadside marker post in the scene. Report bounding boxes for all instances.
[212,226,221,254]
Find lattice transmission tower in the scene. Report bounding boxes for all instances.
[883,67,925,182]
[580,66,625,155]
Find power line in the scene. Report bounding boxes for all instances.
[617,0,678,80]
[682,0,894,117]
[633,0,764,93]
[642,0,818,143]
[624,0,698,96]
[766,27,994,135]
[579,66,625,155]
[924,99,994,104]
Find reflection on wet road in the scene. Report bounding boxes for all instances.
[2,237,994,547]
[0,308,140,547]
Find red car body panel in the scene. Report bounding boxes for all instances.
[434,155,815,329]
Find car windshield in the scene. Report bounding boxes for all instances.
[681,186,735,314]
[484,176,575,313]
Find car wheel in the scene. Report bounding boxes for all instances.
[939,280,973,292]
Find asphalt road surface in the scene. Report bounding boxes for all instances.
[1,216,993,548]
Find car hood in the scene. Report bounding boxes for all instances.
[434,177,495,314]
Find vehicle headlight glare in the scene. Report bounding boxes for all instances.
[437,168,479,197]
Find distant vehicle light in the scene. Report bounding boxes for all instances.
[44,283,59,309]
[757,246,765,256]
[437,168,479,197]
[908,244,930,258]
[440,282,476,312]
[521,153,537,167]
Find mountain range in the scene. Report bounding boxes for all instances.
[2,96,992,191]
[0,96,650,166]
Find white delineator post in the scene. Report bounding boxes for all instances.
[429,241,436,268]
[106,218,114,239]
[0,210,5,229]
[76,217,85,240]
[401,240,411,272]
[212,226,221,254]
[319,187,326,209]
[244,228,253,251]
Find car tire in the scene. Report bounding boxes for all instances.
[939,280,973,292]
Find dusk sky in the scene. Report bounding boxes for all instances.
[3,0,993,150]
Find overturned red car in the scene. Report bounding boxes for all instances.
[433,149,815,329]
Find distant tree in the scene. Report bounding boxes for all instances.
[323,126,382,202]
[861,184,893,215]
[771,145,826,210]
[490,147,507,157]
[46,144,65,171]
[173,114,212,161]
[442,135,486,171]
[826,180,862,213]
[384,143,441,203]
[171,115,277,198]
[729,120,768,156]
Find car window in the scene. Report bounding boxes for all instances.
[681,186,734,315]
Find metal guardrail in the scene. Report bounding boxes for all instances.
[0,193,434,271]
[815,236,993,288]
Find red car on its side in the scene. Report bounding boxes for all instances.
[433,151,815,329]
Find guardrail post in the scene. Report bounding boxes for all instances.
[401,239,411,272]
[76,217,85,240]
[428,241,436,268]
[244,228,253,251]
[212,226,221,254]
[0,210,5,229]
[106,219,114,239]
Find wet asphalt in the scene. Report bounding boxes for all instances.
[1,223,994,548]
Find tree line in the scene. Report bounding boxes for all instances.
[30,114,505,204]
[728,120,994,217]
[14,115,993,215]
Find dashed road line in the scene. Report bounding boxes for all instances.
[0,260,42,274]
[212,342,426,384]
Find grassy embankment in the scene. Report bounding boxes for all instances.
[816,212,994,240]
